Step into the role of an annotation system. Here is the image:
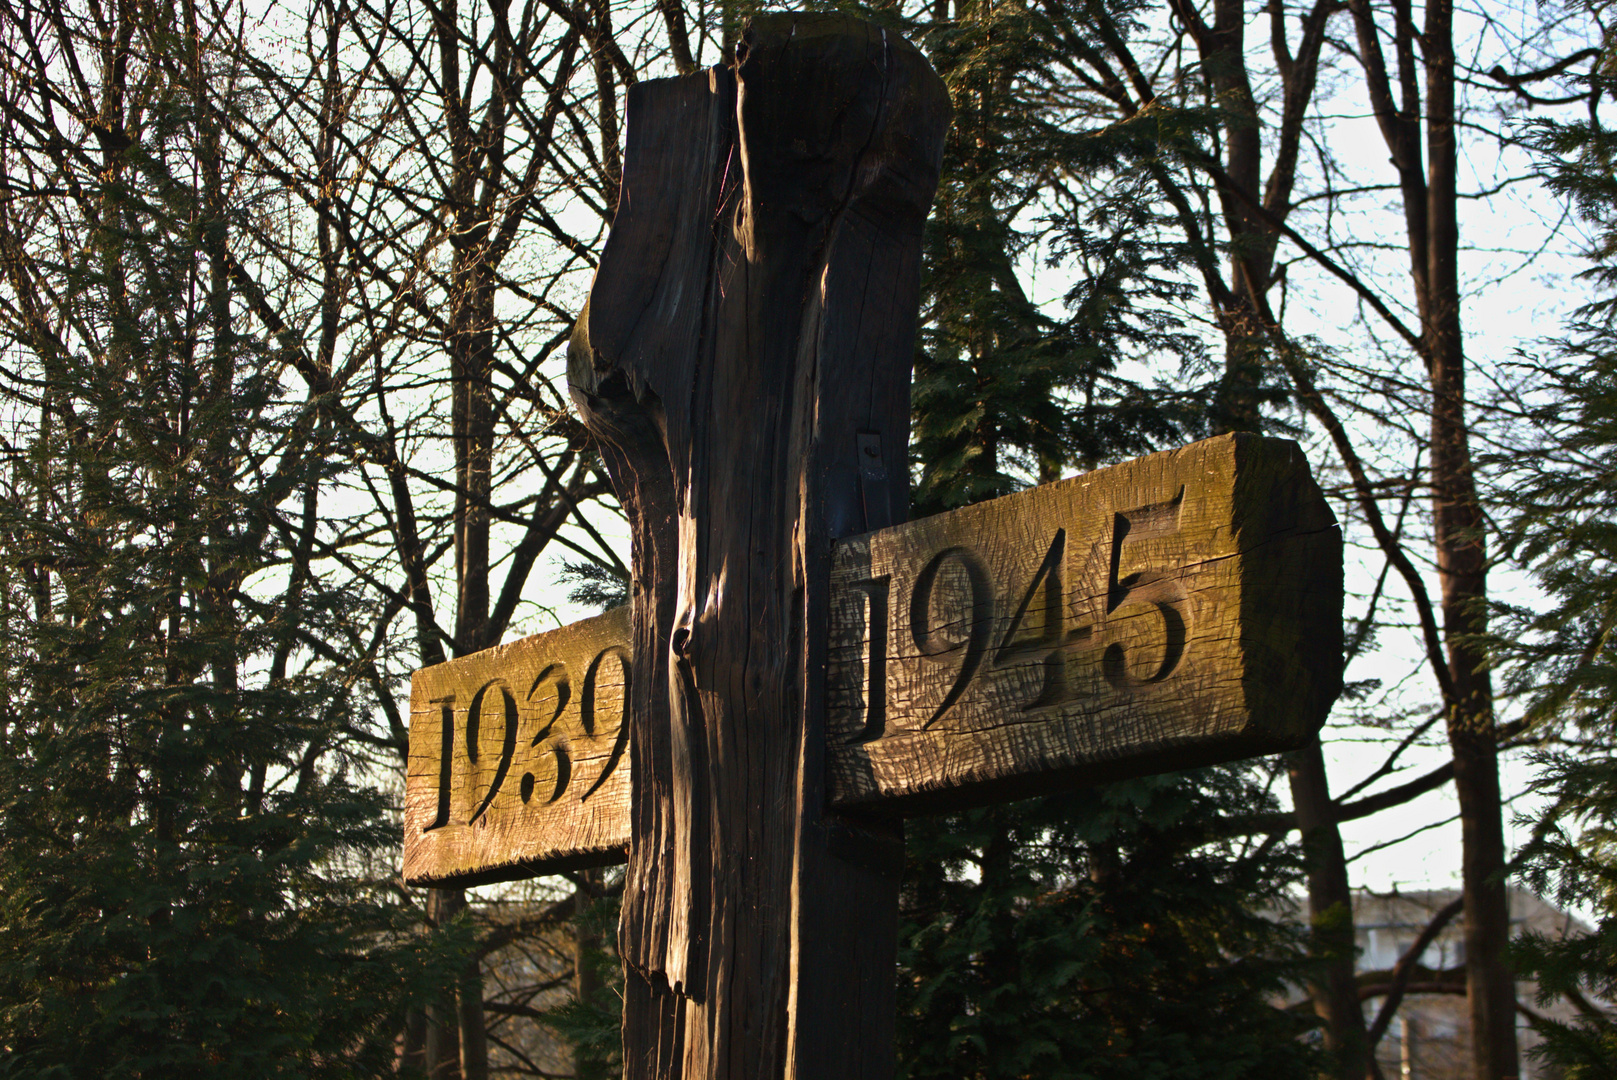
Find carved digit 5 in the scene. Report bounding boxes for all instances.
[1102,596,1185,687]
[1102,491,1189,687]
[911,547,992,729]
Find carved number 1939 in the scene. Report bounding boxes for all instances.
[421,645,630,833]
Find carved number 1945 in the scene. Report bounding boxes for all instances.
[852,495,1189,734]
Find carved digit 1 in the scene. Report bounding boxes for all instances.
[423,693,455,833]
[466,680,518,826]
[579,645,631,803]
[850,575,889,742]
[912,547,992,730]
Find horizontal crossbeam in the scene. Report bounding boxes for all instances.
[403,433,1340,887]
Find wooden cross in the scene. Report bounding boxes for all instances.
[402,15,1343,1080]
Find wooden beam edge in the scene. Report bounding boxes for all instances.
[403,841,630,889]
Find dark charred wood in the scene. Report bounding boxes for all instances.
[567,15,949,1080]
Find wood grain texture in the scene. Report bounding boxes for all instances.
[568,14,949,1080]
[825,432,1343,811]
[403,606,632,887]
[401,434,1343,890]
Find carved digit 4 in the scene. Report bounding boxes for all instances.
[992,528,1095,710]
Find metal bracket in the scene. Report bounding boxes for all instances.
[856,431,887,532]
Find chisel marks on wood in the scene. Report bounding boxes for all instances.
[825,433,1343,812]
[404,606,632,886]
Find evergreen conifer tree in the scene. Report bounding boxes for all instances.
[909,0,1207,513]
[836,3,1325,1075]
[1491,67,1617,1078]
[897,773,1316,1080]
[0,6,463,1074]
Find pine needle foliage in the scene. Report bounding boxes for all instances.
[0,8,463,1075]
[897,771,1316,1080]
[1493,66,1617,1080]
[903,0,1210,513]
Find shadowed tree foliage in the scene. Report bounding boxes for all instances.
[897,772,1318,1080]
[875,4,1321,1077]
[0,5,464,1073]
[1491,68,1617,1079]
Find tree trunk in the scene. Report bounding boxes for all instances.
[456,951,489,1080]
[1166,0,1267,431]
[1337,0,1518,1069]
[435,0,497,1070]
[1287,745,1371,1080]
[574,869,609,1080]
[569,16,949,1079]
[1421,0,1518,1073]
[1158,9,1365,1069]
[402,1008,428,1076]
[425,888,464,1080]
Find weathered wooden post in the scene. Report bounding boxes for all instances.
[403,14,1343,1080]
[566,16,948,1077]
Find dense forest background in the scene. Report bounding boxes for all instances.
[2,0,1616,1077]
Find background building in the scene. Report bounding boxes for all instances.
[1353,888,1589,1080]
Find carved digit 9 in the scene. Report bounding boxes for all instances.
[465,679,519,826]
[579,645,630,802]
[911,547,992,729]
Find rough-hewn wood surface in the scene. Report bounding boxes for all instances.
[403,606,631,887]
[567,14,949,1080]
[401,434,1342,888]
[825,433,1342,811]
